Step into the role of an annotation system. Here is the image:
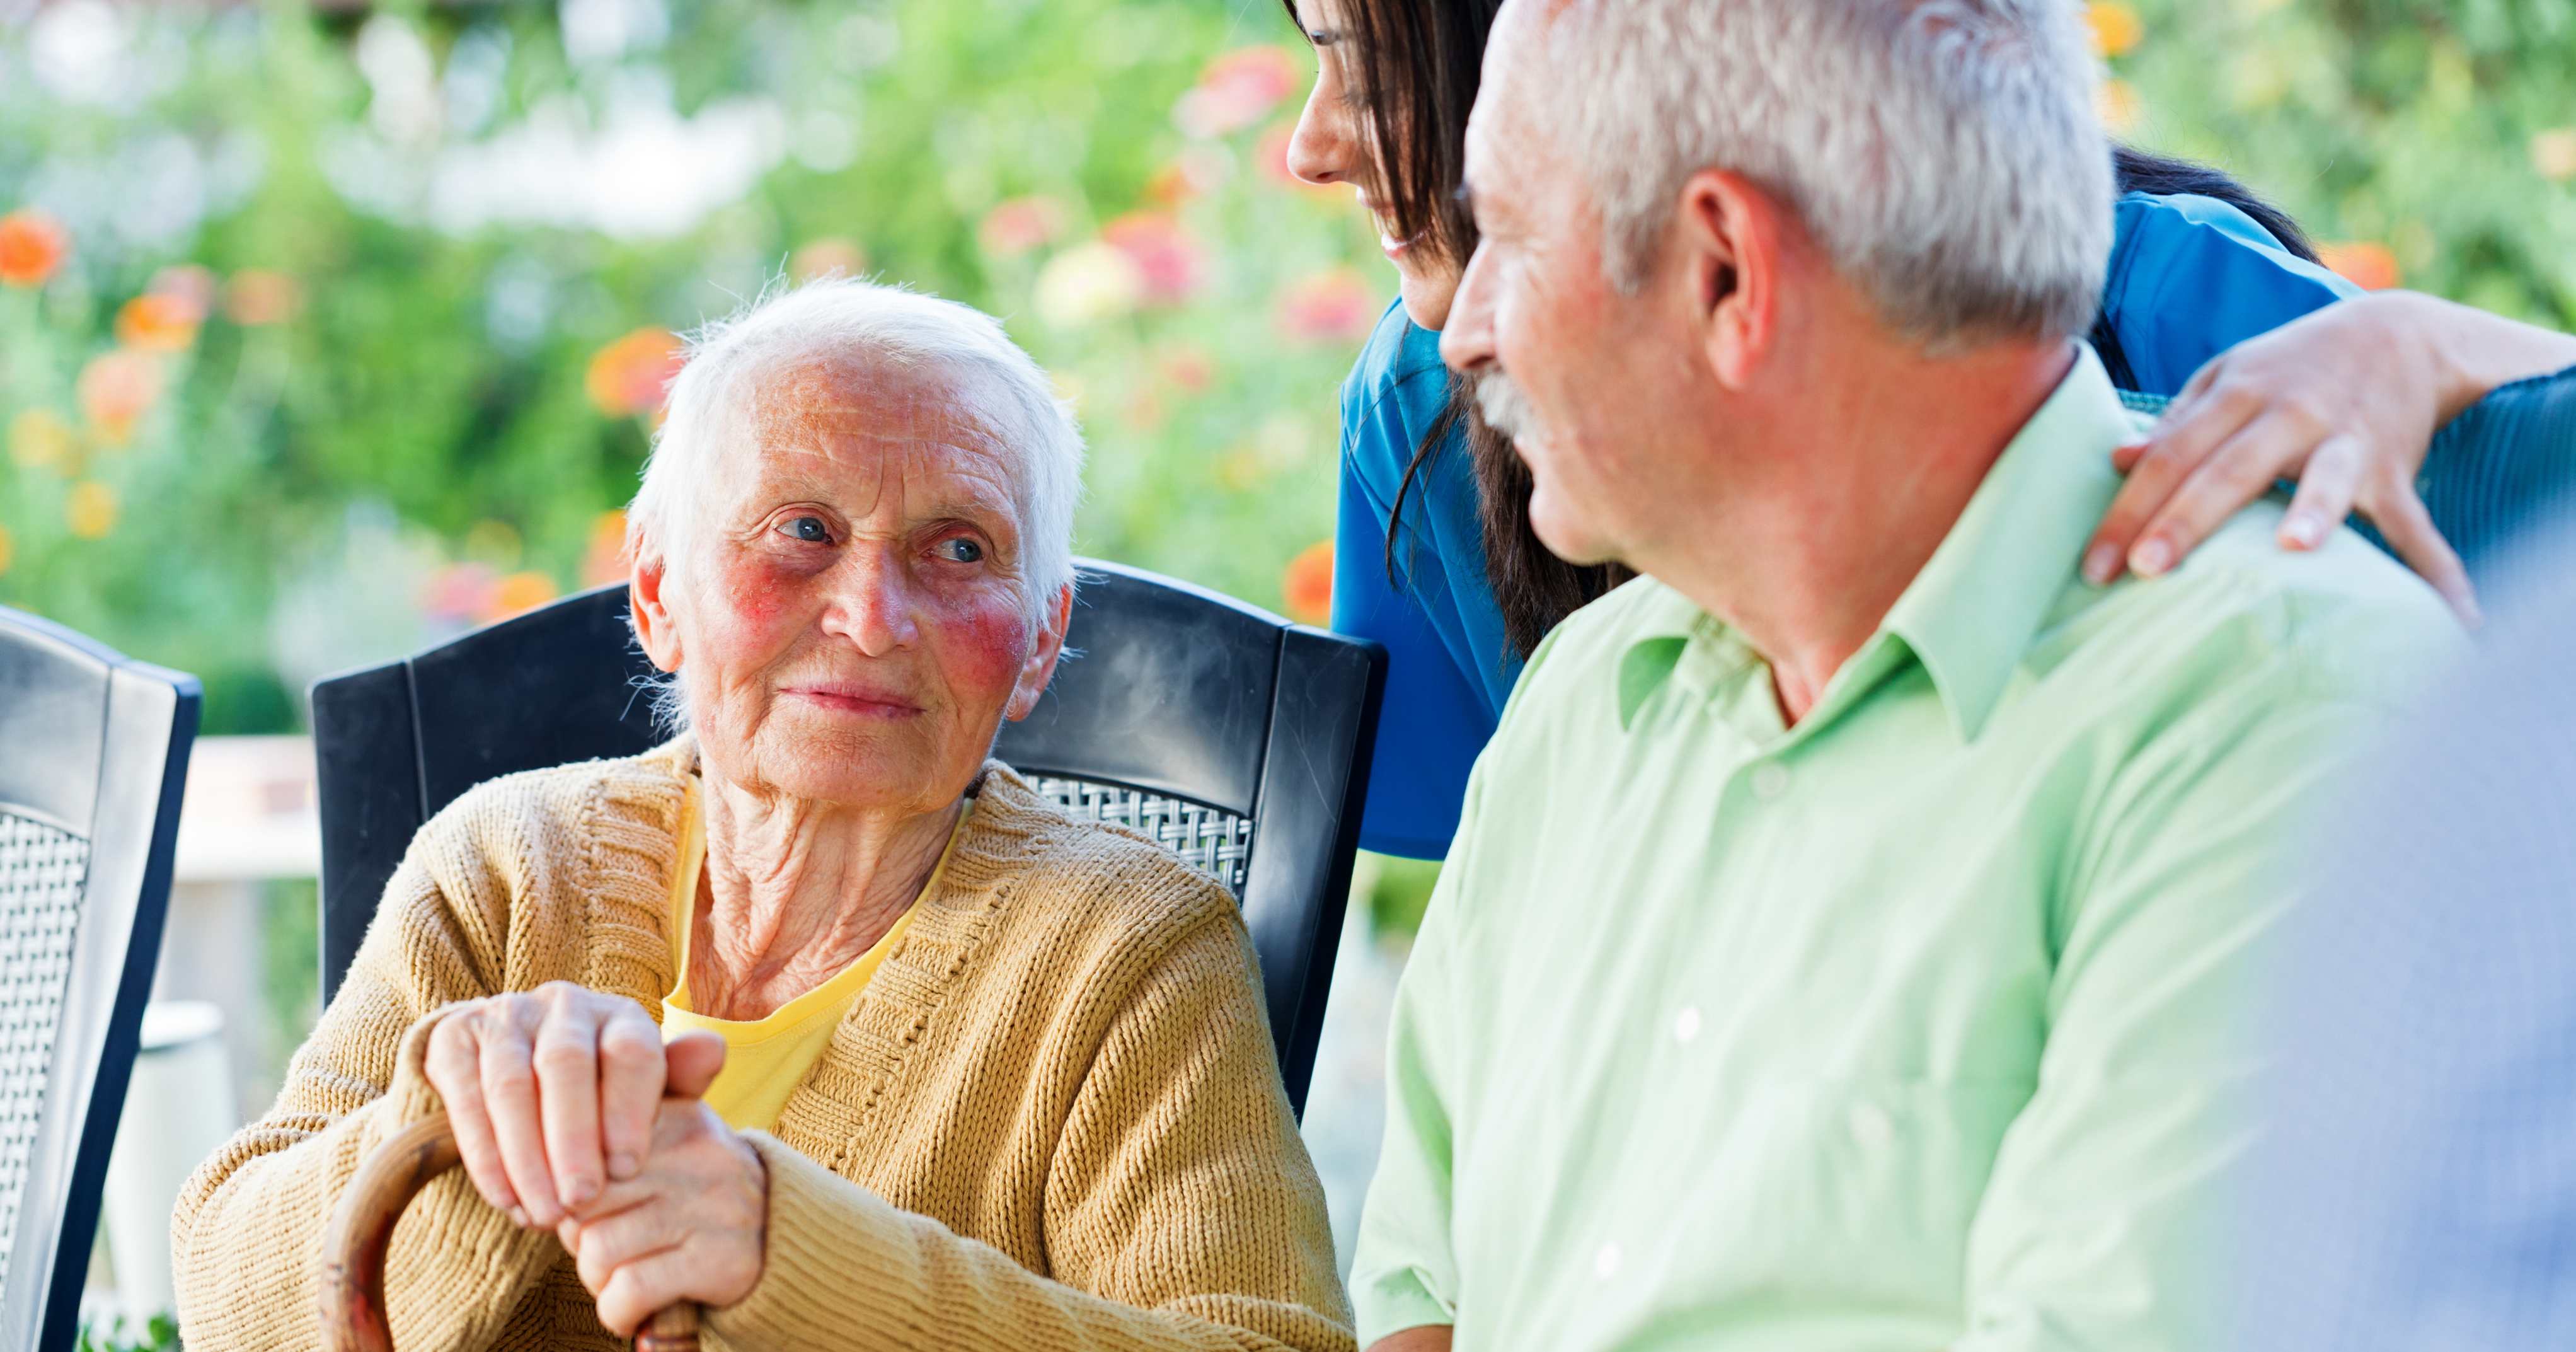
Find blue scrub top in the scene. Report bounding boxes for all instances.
[1331,190,2360,860]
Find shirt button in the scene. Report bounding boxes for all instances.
[1849,1104,1895,1150]
[1752,762,1791,801]
[1673,1006,1703,1044]
[1594,1242,1623,1280]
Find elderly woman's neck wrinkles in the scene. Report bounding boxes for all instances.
[687,770,963,1020]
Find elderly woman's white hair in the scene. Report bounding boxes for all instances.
[627,277,1085,614]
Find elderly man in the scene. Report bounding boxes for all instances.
[1348,3,2461,1350]
[176,279,1352,1351]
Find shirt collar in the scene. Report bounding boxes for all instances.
[1617,345,2134,741]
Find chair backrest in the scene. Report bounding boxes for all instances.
[0,606,198,1349]
[310,560,1384,1114]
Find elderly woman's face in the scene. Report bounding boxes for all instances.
[636,355,1067,812]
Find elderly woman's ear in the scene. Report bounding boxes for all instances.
[630,552,682,674]
[1004,583,1076,722]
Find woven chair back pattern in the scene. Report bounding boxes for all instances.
[0,814,89,1299]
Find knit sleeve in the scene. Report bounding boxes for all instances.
[171,809,562,1351]
[708,906,1355,1352]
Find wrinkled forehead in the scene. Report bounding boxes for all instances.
[711,351,1030,518]
[1463,2,1563,205]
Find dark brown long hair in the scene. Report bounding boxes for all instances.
[1289,1,2317,661]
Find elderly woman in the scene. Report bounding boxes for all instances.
[172,279,1352,1351]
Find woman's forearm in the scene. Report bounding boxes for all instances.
[2387,291,2576,423]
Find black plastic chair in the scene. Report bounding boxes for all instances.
[309,560,1384,1114]
[0,606,199,1349]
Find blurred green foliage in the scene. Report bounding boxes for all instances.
[2,0,1374,732]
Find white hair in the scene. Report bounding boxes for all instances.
[1534,0,2113,345]
[626,277,1084,729]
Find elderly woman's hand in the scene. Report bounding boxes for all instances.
[555,1097,769,1334]
[422,981,726,1228]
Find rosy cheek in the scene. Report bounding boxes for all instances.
[927,589,1036,703]
[704,553,803,647]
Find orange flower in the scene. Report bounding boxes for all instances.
[9,408,79,471]
[1281,540,1333,626]
[78,351,164,445]
[1277,268,1377,345]
[2095,79,2143,136]
[66,480,118,540]
[2318,241,2402,291]
[586,328,685,418]
[791,238,869,281]
[2085,2,2144,58]
[486,570,559,621]
[0,209,69,288]
[581,509,634,586]
[117,292,205,353]
[225,269,301,326]
[1101,213,1206,306]
[1175,46,1301,138]
[978,195,1070,258]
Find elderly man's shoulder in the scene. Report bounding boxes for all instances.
[972,763,1245,940]
[2047,505,2466,713]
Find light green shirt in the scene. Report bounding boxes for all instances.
[1350,350,2461,1352]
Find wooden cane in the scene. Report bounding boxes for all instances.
[320,1108,703,1352]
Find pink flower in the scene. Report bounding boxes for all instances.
[1276,268,1377,345]
[979,195,1070,258]
[422,562,500,623]
[1175,46,1301,138]
[1101,213,1207,306]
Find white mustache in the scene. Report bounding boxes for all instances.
[1473,370,1543,442]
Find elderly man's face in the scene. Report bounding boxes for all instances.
[1439,0,1706,569]
[640,356,1067,812]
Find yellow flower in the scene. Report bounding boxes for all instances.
[2086,2,2144,58]
[9,408,79,471]
[66,480,118,540]
[1033,243,1145,328]
[2534,129,2576,183]
[0,524,13,577]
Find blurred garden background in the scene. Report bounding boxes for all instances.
[4,0,2574,1336]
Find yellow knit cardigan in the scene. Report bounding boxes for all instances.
[171,739,1353,1351]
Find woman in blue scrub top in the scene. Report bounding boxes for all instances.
[1280,0,2576,861]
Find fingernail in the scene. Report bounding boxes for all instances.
[2083,542,2122,586]
[609,1152,638,1181]
[2282,512,2325,549]
[2132,539,2173,577]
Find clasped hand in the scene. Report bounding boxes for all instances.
[423,982,766,1335]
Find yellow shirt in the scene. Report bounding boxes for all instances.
[661,778,967,1131]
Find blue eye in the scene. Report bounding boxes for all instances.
[778,516,831,543]
[939,538,984,563]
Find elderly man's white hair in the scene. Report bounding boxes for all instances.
[628,276,1084,615]
[1535,0,2113,346]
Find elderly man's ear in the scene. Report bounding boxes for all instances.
[631,555,682,674]
[1006,584,1075,722]
[1676,169,1785,393]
